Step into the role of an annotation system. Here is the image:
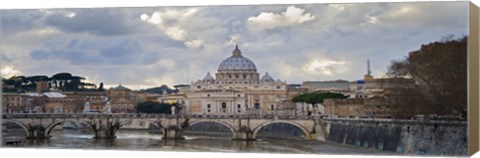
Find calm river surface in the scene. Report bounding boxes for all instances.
[2,129,395,155]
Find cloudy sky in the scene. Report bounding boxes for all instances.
[0,2,469,90]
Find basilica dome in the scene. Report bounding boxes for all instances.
[218,45,257,72]
[203,72,215,82]
[261,72,274,82]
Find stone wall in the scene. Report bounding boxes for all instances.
[324,119,467,156]
[323,97,390,118]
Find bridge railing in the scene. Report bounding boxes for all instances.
[1,113,171,119]
[2,113,318,120]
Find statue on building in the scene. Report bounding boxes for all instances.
[103,100,112,114]
[171,106,176,115]
[83,99,91,113]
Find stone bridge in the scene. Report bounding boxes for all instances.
[2,114,329,141]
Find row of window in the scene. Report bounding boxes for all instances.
[3,103,25,107]
[206,103,243,111]
[112,104,134,109]
[206,94,242,97]
[3,97,25,101]
[197,85,283,89]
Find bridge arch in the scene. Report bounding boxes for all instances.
[187,120,236,137]
[146,120,162,129]
[2,119,30,137]
[44,120,91,136]
[252,120,310,140]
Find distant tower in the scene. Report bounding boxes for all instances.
[363,60,374,81]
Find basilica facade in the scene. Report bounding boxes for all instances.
[185,46,289,115]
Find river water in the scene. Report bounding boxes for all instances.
[2,129,396,155]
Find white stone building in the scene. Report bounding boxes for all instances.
[186,46,289,115]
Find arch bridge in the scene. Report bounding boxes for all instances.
[2,114,329,141]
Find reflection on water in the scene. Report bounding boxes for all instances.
[2,129,394,155]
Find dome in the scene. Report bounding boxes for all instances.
[261,72,274,82]
[218,45,257,72]
[203,72,215,82]
[112,84,130,91]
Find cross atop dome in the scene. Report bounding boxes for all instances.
[232,44,242,56]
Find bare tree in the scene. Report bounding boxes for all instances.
[387,36,467,118]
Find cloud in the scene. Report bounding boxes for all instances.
[377,2,468,29]
[225,34,240,45]
[165,27,187,41]
[2,2,469,89]
[1,65,21,78]
[99,39,143,58]
[0,10,46,37]
[303,59,349,76]
[44,9,145,36]
[1,53,12,62]
[184,39,205,48]
[29,38,156,66]
[248,6,315,31]
[140,8,201,42]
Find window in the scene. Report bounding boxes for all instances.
[271,105,274,110]
[237,104,241,108]
[207,104,211,108]
[207,94,210,97]
[254,103,260,109]
[222,102,227,108]
[237,94,241,97]
[197,86,201,89]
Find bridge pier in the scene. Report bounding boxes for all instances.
[89,118,121,139]
[162,126,185,140]
[314,119,329,141]
[26,125,49,139]
[232,126,255,141]
[307,133,318,140]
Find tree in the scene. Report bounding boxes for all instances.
[136,101,176,114]
[22,75,49,91]
[292,92,349,105]
[51,72,73,90]
[387,35,467,117]
[67,76,85,91]
[138,84,179,94]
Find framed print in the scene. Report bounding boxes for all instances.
[1,1,479,157]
